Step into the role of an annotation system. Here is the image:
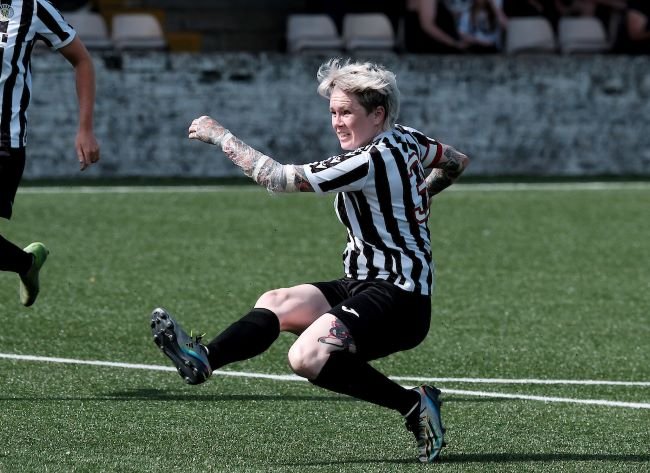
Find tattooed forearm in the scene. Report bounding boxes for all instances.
[189,116,314,193]
[426,168,454,196]
[222,135,314,193]
[440,147,466,179]
[426,146,470,197]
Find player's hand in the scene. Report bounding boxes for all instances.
[188,116,232,146]
[76,129,100,171]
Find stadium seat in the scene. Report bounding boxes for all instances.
[558,17,609,54]
[286,14,344,54]
[64,12,113,50]
[111,13,168,51]
[342,13,396,52]
[505,17,557,54]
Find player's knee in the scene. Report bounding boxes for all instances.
[255,288,290,313]
[287,341,323,379]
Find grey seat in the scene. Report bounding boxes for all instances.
[342,13,396,52]
[286,14,344,54]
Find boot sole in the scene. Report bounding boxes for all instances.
[151,309,210,385]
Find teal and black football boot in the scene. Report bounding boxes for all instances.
[151,307,212,385]
[406,385,446,463]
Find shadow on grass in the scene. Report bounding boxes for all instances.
[286,452,650,466]
[441,452,650,463]
[0,389,509,403]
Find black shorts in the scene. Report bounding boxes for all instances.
[0,147,26,220]
[310,278,431,361]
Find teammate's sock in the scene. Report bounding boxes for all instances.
[0,235,33,274]
[310,351,420,415]
[206,308,280,369]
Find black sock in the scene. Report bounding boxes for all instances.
[205,308,280,370]
[0,235,32,274]
[310,351,420,415]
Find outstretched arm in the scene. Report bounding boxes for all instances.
[189,116,313,193]
[425,143,470,198]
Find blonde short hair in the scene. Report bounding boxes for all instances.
[317,58,400,131]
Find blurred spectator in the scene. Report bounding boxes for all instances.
[403,0,471,53]
[457,0,508,52]
[621,0,650,53]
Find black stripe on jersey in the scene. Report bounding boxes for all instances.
[336,193,359,277]
[1,0,33,144]
[388,144,432,292]
[371,146,419,288]
[34,31,52,48]
[346,191,381,280]
[36,0,71,43]
[18,41,34,145]
[318,161,369,192]
[0,0,13,143]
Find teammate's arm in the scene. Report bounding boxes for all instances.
[425,143,470,198]
[188,115,314,193]
[59,36,100,171]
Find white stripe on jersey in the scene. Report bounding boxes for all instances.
[303,125,441,295]
[0,0,76,147]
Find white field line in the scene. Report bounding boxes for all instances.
[1,353,649,409]
[16,181,650,194]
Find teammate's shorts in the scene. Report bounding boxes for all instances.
[310,278,431,361]
[0,147,26,220]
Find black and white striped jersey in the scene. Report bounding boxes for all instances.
[0,0,76,148]
[303,124,443,295]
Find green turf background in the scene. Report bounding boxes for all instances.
[0,184,648,472]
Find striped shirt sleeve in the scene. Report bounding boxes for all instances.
[400,125,443,174]
[35,0,76,50]
[302,150,373,194]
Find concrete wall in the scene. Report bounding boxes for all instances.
[26,52,650,179]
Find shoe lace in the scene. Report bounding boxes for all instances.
[189,330,207,347]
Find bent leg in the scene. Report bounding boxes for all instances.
[254,283,332,334]
[205,284,331,370]
[288,314,419,416]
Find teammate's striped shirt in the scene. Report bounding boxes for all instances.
[303,124,443,296]
[0,0,76,148]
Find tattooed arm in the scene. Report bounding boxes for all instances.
[188,116,314,193]
[425,143,470,198]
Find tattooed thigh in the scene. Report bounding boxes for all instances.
[318,317,356,352]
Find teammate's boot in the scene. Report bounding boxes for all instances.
[405,385,446,463]
[19,242,49,307]
[151,307,212,385]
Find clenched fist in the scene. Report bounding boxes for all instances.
[188,116,233,146]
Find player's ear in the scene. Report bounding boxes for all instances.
[373,106,385,126]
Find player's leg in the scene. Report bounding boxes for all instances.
[203,283,331,369]
[287,311,421,417]
[151,283,331,384]
[0,147,49,306]
[287,281,445,463]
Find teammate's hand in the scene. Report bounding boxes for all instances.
[76,129,100,171]
[188,116,233,147]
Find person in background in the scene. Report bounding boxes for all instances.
[0,0,100,306]
[621,0,650,53]
[457,0,509,52]
[404,0,472,53]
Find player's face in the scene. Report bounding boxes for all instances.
[329,87,384,150]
